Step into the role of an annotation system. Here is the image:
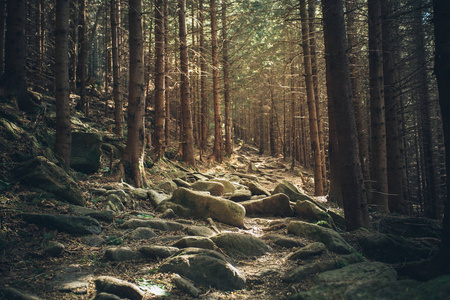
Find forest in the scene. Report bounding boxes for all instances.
[0,0,450,299]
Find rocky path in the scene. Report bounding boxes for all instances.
[0,145,447,299]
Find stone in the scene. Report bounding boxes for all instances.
[272,180,312,202]
[210,179,236,194]
[172,236,215,250]
[245,181,270,196]
[210,232,272,258]
[159,248,246,291]
[104,247,144,262]
[172,178,192,188]
[229,190,252,202]
[159,180,178,193]
[288,221,354,254]
[23,213,101,235]
[94,293,122,300]
[191,181,225,196]
[82,235,105,247]
[69,205,114,222]
[240,193,294,217]
[129,188,148,200]
[172,274,200,298]
[44,241,65,257]
[285,242,326,260]
[105,194,125,212]
[402,275,450,300]
[14,156,85,206]
[187,225,215,237]
[316,262,397,284]
[262,234,306,248]
[294,200,336,229]
[232,172,259,181]
[138,245,179,259]
[160,208,176,219]
[373,216,441,239]
[94,276,144,300]
[50,266,92,294]
[160,188,246,227]
[121,219,185,231]
[70,132,102,174]
[148,190,168,207]
[130,227,157,240]
[0,287,42,300]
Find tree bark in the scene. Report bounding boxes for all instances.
[322,0,371,230]
[178,0,196,166]
[0,0,5,77]
[111,0,122,136]
[54,0,72,167]
[124,0,146,187]
[222,0,232,156]
[368,0,389,212]
[76,0,88,116]
[154,0,165,159]
[199,0,208,155]
[299,0,323,196]
[164,0,170,148]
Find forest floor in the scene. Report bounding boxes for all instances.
[0,94,446,299]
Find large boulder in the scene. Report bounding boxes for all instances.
[272,180,312,202]
[240,194,294,217]
[70,132,102,174]
[294,200,336,229]
[285,242,326,260]
[159,188,246,227]
[22,213,101,235]
[94,276,144,300]
[104,247,144,262]
[159,248,246,291]
[245,181,271,196]
[210,232,272,258]
[14,156,86,206]
[288,221,354,254]
[191,181,225,196]
[211,179,236,194]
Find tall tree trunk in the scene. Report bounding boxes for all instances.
[76,0,88,116]
[299,0,323,196]
[368,0,389,212]
[222,0,232,156]
[111,0,122,136]
[124,0,146,187]
[164,0,170,147]
[55,0,71,167]
[290,59,296,169]
[70,0,78,93]
[433,0,450,274]
[322,0,371,230]
[0,0,5,77]
[269,76,277,157]
[178,0,196,166]
[382,0,406,213]
[154,0,165,159]
[199,0,208,155]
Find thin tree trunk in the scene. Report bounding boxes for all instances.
[70,0,78,93]
[76,0,88,116]
[178,0,196,166]
[322,0,371,230]
[0,0,5,77]
[199,0,207,155]
[291,59,296,169]
[111,0,122,136]
[269,76,276,157]
[154,0,165,159]
[368,0,389,212]
[164,0,170,147]
[299,0,323,196]
[55,0,71,167]
[222,0,232,156]
[124,0,146,187]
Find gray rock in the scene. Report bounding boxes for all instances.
[0,287,42,300]
[70,132,102,174]
[187,225,215,237]
[160,208,176,219]
[121,218,185,231]
[286,242,326,260]
[82,235,105,247]
[240,193,294,217]
[288,221,354,254]
[22,213,101,235]
[130,227,157,240]
[44,241,65,257]
[159,180,178,193]
[402,275,450,300]
[159,248,246,291]
[94,276,144,300]
[245,181,270,196]
[316,261,397,284]
[139,245,179,259]
[262,234,306,248]
[49,266,92,294]
[210,232,272,258]
[173,236,215,250]
[191,181,225,196]
[172,274,200,298]
[105,194,125,212]
[229,190,252,202]
[173,178,192,188]
[272,180,312,202]
[94,293,122,300]
[104,247,144,262]
[69,205,114,222]
[148,190,168,207]
[129,188,148,200]
[160,188,246,227]
[294,200,336,229]
[210,179,236,194]
[232,172,259,181]
[14,156,85,206]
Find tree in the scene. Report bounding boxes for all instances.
[0,0,5,77]
[322,0,371,230]
[199,0,208,155]
[111,0,123,136]
[433,0,450,274]
[154,0,165,159]
[178,0,196,166]
[299,0,323,196]
[368,0,389,212]
[222,0,232,156]
[164,0,170,148]
[123,0,146,187]
[210,0,223,163]
[75,0,88,116]
[54,0,71,166]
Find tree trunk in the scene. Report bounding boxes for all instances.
[222,0,232,156]
[164,0,170,148]
[269,76,276,157]
[368,0,389,212]
[0,0,5,77]
[322,0,371,230]
[124,0,146,187]
[199,0,208,155]
[299,0,323,196]
[290,59,296,169]
[210,0,223,163]
[433,0,450,273]
[382,0,406,214]
[54,0,71,167]
[111,0,122,136]
[76,0,88,116]
[154,0,165,159]
[178,0,196,166]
